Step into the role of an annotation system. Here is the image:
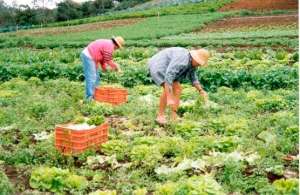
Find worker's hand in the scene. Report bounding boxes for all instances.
[114,63,121,72]
[200,90,209,104]
[116,68,123,73]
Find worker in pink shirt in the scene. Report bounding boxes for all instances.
[80,36,124,100]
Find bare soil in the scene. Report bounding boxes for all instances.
[220,0,298,11]
[16,18,143,36]
[214,46,297,52]
[200,14,298,32]
[4,165,31,192]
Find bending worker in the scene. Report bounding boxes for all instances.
[80,36,124,100]
[148,47,210,124]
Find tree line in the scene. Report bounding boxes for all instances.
[0,0,150,29]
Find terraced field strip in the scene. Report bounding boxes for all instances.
[14,18,143,37]
[220,0,298,11]
[0,13,229,49]
[200,14,298,32]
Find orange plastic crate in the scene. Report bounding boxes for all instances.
[94,87,128,105]
[55,122,108,155]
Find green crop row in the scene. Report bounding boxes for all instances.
[0,47,297,90]
[2,11,297,49]
[0,77,298,194]
[0,61,297,91]
[129,36,298,48]
[2,34,297,50]
[2,30,297,50]
[1,47,296,69]
[164,28,298,40]
[0,13,230,49]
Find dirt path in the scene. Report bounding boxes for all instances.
[200,14,298,32]
[220,0,298,11]
[4,165,30,193]
[16,18,143,36]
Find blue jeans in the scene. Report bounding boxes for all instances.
[80,52,100,100]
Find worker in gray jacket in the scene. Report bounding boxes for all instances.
[148,47,210,124]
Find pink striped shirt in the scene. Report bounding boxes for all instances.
[87,39,118,71]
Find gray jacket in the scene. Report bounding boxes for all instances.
[148,47,200,86]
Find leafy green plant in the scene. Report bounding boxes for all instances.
[173,121,203,138]
[130,145,163,171]
[0,42,298,194]
[255,95,288,112]
[217,160,245,192]
[89,190,117,195]
[81,102,114,116]
[133,188,147,195]
[273,178,299,195]
[87,115,105,126]
[30,167,88,193]
[0,170,14,195]
[28,103,49,120]
[154,175,225,195]
[101,140,129,160]
[73,116,85,124]
[157,137,187,159]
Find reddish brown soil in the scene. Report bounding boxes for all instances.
[215,46,297,52]
[16,18,142,36]
[220,0,298,11]
[200,14,298,32]
[4,165,31,192]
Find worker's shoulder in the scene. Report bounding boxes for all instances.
[93,39,113,45]
[158,47,188,57]
[164,47,188,52]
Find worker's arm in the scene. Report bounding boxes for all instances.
[102,47,120,72]
[106,60,121,72]
[193,83,208,103]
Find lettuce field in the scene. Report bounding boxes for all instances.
[0,0,299,194]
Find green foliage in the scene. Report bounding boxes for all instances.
[5,0,231,31]
[130,145,163,171]
[101,140,128,160]
[157,137,187,159]
[133,188,147,195]
[73,116,85,124]
[1,62,297,91]
[87,115,105,126]
[173,121,203,138]
[80,102,114,116]
[0,170,14,195]
[0,48,297,92]
[217,161,245,192]
[30,167,88,193]
[0,13,298,194]
[89,190,117,195]
[273,179,299,195]
[28,102,49,120]
[154,175,225,195]
[291,52,298,63]
[2,12,229,49]
[0,78,298,194]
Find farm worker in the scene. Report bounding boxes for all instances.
[148,47,210,124]
[80,36,124,100]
